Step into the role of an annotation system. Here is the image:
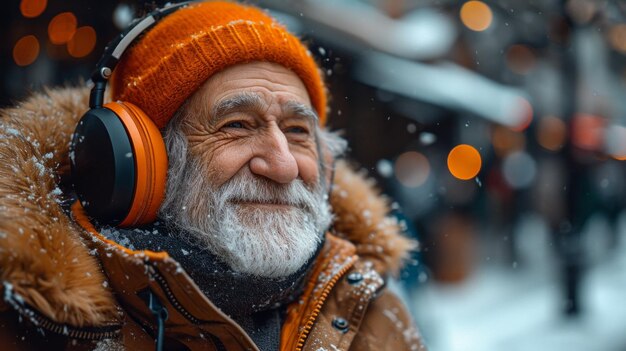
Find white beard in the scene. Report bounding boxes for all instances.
[161,161,332,278]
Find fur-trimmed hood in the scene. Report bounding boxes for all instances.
[0,85,415,329]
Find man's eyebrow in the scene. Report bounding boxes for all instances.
[209,92,265,125]
[282,101,318,124]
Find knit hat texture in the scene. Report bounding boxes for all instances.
[110,1,327,128]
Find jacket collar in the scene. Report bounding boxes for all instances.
[74,201,364,350]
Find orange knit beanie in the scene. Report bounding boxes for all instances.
[110,1,327,128]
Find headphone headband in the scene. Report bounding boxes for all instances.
[89,1,195,109]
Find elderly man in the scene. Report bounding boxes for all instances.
[0,1,424,350]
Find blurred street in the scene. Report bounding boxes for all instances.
[411,212,626,351]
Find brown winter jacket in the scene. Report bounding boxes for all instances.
[0,86,425,350]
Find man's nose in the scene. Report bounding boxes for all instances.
[249,126,299,184]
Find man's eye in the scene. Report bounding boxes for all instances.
[286,126,308,134]
[225,121,245,129]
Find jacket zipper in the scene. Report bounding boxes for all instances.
[149,265,202,324]
[137,267,200,351]
[3,293,120,340]
[294,256,356,351]
[28,311,120,340]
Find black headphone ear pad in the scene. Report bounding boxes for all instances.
[71,102,168,227]
[71,107,135,225]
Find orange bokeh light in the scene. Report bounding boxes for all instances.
[20,0,47,18]
[492,126,525,157]
[13,35,40,66]
[506,45,536,74]
[608,25,626,54]
[571,113,605,151]
[537,115,567,151]
[448,144,482,180]
[48,12,77,45]
[67,26,96,58]
[460,1,493,32]
[394,151,431,187]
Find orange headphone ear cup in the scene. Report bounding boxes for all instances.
[105,101,168,227]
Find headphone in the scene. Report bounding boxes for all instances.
[71,2,193,227]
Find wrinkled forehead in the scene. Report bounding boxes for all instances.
[208,92,319,125]
[185,62,317,124]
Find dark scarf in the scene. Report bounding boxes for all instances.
[100,221,323,350]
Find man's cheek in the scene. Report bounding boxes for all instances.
[206,150,254,188]
[295,155,321,186]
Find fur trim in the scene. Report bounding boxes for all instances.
[0,86,120,326]
[330,161,417,276]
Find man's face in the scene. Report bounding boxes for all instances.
[160,62,331,278]
[183,61,320,189]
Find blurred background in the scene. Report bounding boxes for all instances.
[2,0,626,350]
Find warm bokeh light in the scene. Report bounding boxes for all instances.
[48,12,77,45]
[571,113,605,151]
[537,115,567,152]
[460,1,493,32]
[510,98,534,132]
[492,126,525,157]
[67,26,96,58]
[506,44,536,74]
[608,25,626,54]
[566,0,596,24]
[13,35,40,67]
[394,151,431,187]
[448,144,482,180]
[20,0,47,18]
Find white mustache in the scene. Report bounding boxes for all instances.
[218,172,319,211]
